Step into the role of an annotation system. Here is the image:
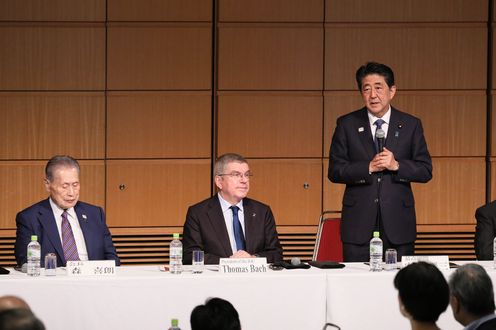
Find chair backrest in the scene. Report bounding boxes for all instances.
[313,211,343,262]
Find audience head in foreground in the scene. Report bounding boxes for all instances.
[449,263,496,329]
[0,308,45,330]
[191,297,241,330]
[394,261,449,329]
[0,296,30,312]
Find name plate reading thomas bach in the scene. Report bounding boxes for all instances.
[66,260,116,276]
[401,255,450,271]
[219,257,268,274]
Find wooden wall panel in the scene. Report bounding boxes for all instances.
[493,93,496,156]
[322,159,345,212]
[107,24,211,90]
[0,24,105,90]
[413,158,485,224]
[217,92,322,157]
[248,159,322,226]
[218,25,323,90]
[219,0,323,22]
[0,92,105,159]
[108,0,211,22]
[324,91,486,158]
[106,160,211,227]
[0,160,105,229]
[491,158,496,201]
[0,0,105,21]
[326,0,487,22]
[107,92,211,158]
[325,24,487,90]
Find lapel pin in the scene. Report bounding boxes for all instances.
[398,124,403,129]
[395,131,399,138]
[82,214,87,221]
[358,127,364,132]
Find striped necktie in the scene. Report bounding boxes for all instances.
[61,211,80,264]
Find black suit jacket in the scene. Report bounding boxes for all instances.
[328,107,432,245]
[475,201,496,260]
[182,195,283,264]
[15,199,120,266]
[477,317,496,330]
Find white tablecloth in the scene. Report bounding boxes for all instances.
[0,265,327,330]
[1,261,494,330]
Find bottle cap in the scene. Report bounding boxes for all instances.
[373,231,380,238]
[31,235,38,241]
[171,318,179,327]
[173,233,179,239]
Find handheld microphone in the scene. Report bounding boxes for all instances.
[375,128,385,152]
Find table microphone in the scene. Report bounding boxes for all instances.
[291,257,301,266]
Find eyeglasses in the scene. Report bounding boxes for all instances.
[218,172,253,180]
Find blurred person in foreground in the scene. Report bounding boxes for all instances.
[191,297,241,330]
[394,261,449,330]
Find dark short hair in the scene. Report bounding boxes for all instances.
[214,153,248,176]
[449,263,496,316]
[394,262,449,322]
[355,62,395,90]
[0,308,45,330]
[190,297,241,330]
[45,155,80,182]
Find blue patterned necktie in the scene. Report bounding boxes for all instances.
[61,211,80,264]
[374,119,385,153]
[230,206,246,251]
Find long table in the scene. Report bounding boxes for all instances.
[0,261,494,330]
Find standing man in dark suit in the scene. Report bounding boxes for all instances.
[15,155,120,267]
[449,264,496,330]
[475,200,496,260]
[182,153,283,264]
[328,62,432,262]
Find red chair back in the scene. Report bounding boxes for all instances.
[313,211,343,262]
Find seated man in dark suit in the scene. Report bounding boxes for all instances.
[182,153,283,264]
[449,264,496,330]
[475,200,496,260]
[15,155,120,267]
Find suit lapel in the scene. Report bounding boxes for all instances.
[38,199,65,262]
[207,196,233,256]
[74,203,92,259]
[385,108,401,153]
[357,108,376,159]
[243,199,256,253]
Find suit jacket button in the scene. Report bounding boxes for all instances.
[374,198,379,203]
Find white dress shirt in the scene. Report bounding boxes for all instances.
[49,198,89,261]
[217,193,246,253]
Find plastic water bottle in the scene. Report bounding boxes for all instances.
[169,233,183,274]
[27,235,41,276]
[168,318,181,330]
[370,231,383,272]
[493,237,496,268]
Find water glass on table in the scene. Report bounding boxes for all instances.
[192,250,204,274]
[385,248,397,271]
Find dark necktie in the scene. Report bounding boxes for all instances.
[230,206,246,251]
[62,211,80,263]
[374,119,385,152]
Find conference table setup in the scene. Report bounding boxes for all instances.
[0,260,494,330]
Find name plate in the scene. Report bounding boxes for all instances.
[219,257,268,274]
[401,255,450,271]
[66,260,116,276]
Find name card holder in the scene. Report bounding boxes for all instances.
[219,257,268,274]
[67,260,116,276]
[401,255,450,271]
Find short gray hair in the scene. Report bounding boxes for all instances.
[45,155,80,182]
[214,153,248,176]
[449,263,495,316]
